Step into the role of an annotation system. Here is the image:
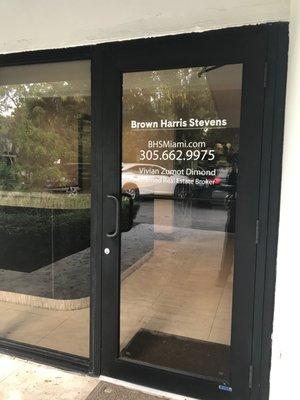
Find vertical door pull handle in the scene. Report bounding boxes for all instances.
[106,195,119,238]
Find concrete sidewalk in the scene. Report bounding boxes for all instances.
[0,353,173,400]
[0,353,98,400]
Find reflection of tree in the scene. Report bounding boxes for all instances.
[123,68,217,122]
[0,82,90,191]
[123,68,239,169]
[123,69,218,166]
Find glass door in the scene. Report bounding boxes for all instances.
[100,31,267,400]
[119,64,241,381]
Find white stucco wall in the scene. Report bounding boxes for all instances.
[269,1,300,400]
[0,1,298,400]
[0,0,291,54]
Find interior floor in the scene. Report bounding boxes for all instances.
[0,202,233,363]
[120,228,233,351]
[0,301,89,357]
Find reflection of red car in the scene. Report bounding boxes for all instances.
[191,167,233,205]
[212,176,222,185]
[192,167,222,187]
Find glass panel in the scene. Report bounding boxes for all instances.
[120,65,242,380]
[0,61,91,357]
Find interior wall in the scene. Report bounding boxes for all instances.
[0,0,290,54]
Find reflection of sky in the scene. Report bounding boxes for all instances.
[0,87,18,116]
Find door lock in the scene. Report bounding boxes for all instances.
[104,248,111,255]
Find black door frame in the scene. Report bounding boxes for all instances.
[96,23,288,400]
[0,22,288,400]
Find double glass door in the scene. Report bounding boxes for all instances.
[99,31,267,400]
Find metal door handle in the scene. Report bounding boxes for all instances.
[106,195,119,238]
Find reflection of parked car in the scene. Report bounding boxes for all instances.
[191,166,235,205]
[45,179,79,194]
[122,163,193,198]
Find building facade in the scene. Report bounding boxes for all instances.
[0,1,298,400]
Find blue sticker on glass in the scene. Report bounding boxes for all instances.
[218,384,233,392]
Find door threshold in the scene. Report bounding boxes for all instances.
[99,376,199,400]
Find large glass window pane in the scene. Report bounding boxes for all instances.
[120,65,242,380]
[0,61,91,357]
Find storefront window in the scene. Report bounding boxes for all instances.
[0,61,91,357]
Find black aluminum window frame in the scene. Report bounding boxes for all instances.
[0,22,288,400]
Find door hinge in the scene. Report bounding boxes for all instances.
[255,220,259,244]
[264,62,268,87]
[249,365,253,389]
